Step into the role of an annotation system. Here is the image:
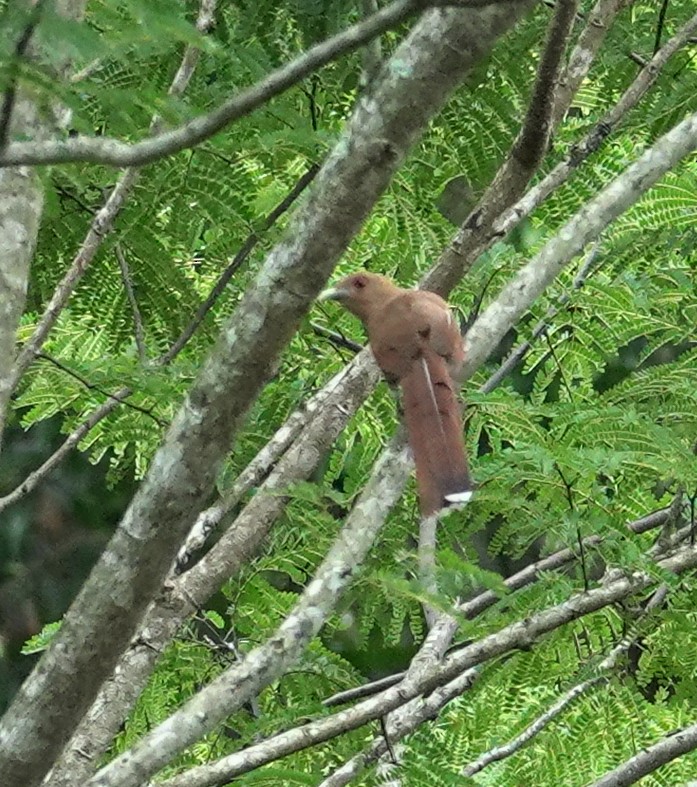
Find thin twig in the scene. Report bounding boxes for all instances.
[311,322,364,354]
[653,0,670,55]
[115,245,147,362]
[0,390,130,514]
[320,506,669,709]
[479,245,601,394]
[36,353,161,423]
[2,162,319,519]
[157,163,320,365]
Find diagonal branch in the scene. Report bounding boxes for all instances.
[115,245,147,363]
[551,0,634,129]
[156,162,320,365]
[434,6,697,299]
[427,0,633,297]
[0,0,420,169]
[416,0,578,623]
[589,723,697,787]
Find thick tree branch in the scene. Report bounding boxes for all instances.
[0,0,87,455]
[426,0,635,296]
[589,723,697,787]
[72,108,697,787]
[48,353,381,787]
[460,111,697,378]
[552,0,633,129]
[437,6,697,298]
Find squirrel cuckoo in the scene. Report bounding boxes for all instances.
[320,272,474,516]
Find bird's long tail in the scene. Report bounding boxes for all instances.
[400,350,474,516]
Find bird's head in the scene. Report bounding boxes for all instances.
[319,272,398,323]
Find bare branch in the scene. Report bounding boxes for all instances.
[427,0,689,297]
[317,669,480,787]
[90,441,416,787]
[0,0,421,168]
[50,353,381,787]
[552,0,633,129]
[115,246,147,363]
[589,724,697,787]
[653,0,670,55]
[0,0,88,455]
[0,389,130,514]
[0,161,317,520]
[514,0,580,171]
[91,111,697,787]
[414,0,577,620]
[321,505,671,710]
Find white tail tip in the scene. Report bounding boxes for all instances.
[445,490,474,505]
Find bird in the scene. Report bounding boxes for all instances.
[319,272,474,516]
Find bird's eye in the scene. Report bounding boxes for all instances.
[354,277,366,289]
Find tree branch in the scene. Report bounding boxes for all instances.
[0,0,87,455]
[551,0,633,129]
[81,109,697,787]
[115,246,147,363]
[589,724,697,787]
[460,111,697,379]
[0,0,421,168]
[0,0,47,152]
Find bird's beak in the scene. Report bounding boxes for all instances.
[318,285,348,302]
